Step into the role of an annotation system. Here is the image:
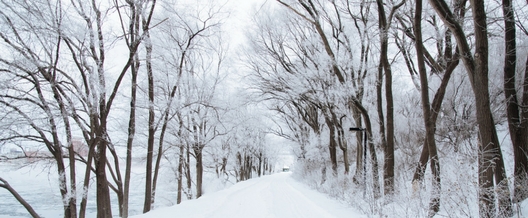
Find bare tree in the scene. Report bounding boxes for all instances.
[0,1,80,217]
[502,0,528,204]
[140,0,158,213]
[413,0,440,215]
[374,0,404,196]
[428,0,512,216]
[114,0,142,216]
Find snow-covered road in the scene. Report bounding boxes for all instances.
[133,172,365,218]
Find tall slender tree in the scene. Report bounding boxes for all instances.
[413,0,440,215]
[375,0,404,196]
[428,0,512,216]
[502,0,528,203]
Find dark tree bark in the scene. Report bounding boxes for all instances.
[428,0,512,216]
[375,57,387,185]
[258,152,263,177]
[375,0,403,196]
[177,142,184,204]
[143,31,155,213]
[413,0,441,215]
[404,0,464,186]
[502,0,528,203]
[324,115,339,175]
[392,0,458,187]
[119,0,141,216]
[351,107,364,182]
[78,141,95,218]
[350,98,381,199]
[185,143,192,199]
[411,52,458,184]
[140,0,157,213]
[152,90,175,206]
[195,145,204,198]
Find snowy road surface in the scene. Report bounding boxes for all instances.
[133,172,365,218]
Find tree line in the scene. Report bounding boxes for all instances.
[247,0,528,217]
[0,0,276,218]
[2,0,528,217]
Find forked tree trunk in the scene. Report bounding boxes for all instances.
[428,0,512,216]
[333,111,349,174]
[375,0,396,196]
[123,49,138,218]
[122,0,141,215]
[413,0,441,215]
[410,0,461,183]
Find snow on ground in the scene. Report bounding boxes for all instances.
[133,172,365,218]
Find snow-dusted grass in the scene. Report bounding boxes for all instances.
[291,135,528,218]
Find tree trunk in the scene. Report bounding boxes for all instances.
[411,3,461,185]
[376,0,395,196]
[95,128,113,218]
[67,143,77,218]
[123,52,138,218]
[411,54,457,184]
[428,0,512,216]
[107,146,124,217]
[152,111,170,206]
[502,0,528,203]
[334,111,349,175]
[177,143,184,204]
[196,146,204,198]
[185,144,192,199]
[520,54,528,200]
[258,152,263,177]
[351,107,364,183]
[471,1,511,216]
[79,141,95,218]
[143,26,155,213]
[237,152,243,182]
[413,0,441,215]
[376,57,387,182]
[325,117,338,175]
[122,1,140,215]
[350,98,381,198]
